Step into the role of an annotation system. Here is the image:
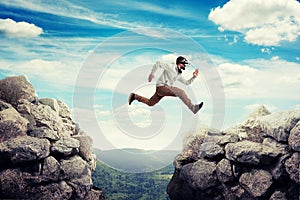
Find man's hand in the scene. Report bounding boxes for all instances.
[148,74,155,82]
[193,69,199,78]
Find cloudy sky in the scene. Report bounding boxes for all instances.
[1,0,299,151]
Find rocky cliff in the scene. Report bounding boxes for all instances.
[167,105,299,200]
[0,76,105,199]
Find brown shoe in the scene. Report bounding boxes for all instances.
[193,102,204,114]
[128,93,135,105]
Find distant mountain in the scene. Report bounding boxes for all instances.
[94,148,179,173]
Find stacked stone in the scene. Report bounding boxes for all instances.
[167,105,300,200]
[0,76,105,199]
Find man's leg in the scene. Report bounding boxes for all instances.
[131,89,163,106]
[156,86,195,112]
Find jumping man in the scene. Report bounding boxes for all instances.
[128,56,204,114]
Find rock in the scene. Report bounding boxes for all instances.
[199,141,224,159]
[0,76,105,199]
[288,121,300,151]
[60,155,90,180]
[85,186,106,200]
[73,135,94,162]
[168,108,300,200]
[284,152,300,183]
[256,110,300,142]
[243,105,271,127]
[269,191,287,200]
[0,135,50,163]
[42,156,60,181]
[30,103,72,137]
[24,181,73,200]
[51,136,80,156]
[217,133,239,145]
[39,97,59,113]
[0,101,28,142]
[216,158,234,183]
[167,169,196,200]
[57,99,71,118]
[0,75,37,107]
[27,126,60,141]
[239,169,273,197]
[180,159,219,190]
[225,140,281,165]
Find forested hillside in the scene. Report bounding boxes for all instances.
[92,160,173,200]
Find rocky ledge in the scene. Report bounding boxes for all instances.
[0,76,105,199]
[167,105,299,200]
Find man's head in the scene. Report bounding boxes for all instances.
[176,56,189,71]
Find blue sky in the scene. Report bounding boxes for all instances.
[0,0,299,151]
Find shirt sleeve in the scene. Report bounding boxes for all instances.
[150,61,171,74]
[178,75,196,85]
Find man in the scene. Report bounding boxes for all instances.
[128,56,203,114]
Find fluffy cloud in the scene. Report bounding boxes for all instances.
[0,18,43,38]
[208,0,300,46]
[217,59,300,99]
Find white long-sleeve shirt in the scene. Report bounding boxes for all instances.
[151,61,196,87]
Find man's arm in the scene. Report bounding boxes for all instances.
[148,61,170,82]
[178,69,199,85]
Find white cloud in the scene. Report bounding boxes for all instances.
[208,0,300,46]
[0,18,43,38]
[3,59,79,86]
[217,58,300,99]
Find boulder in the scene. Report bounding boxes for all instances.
[0,101,28,142]
[57,99,71,118]
[216,158,234,183]
[239,169,273,197]
[180,159,219,190]
[0,135,50,163]
[0,75,37,107]
[39,98,59,113]
[288,121,300,151]
[225,140,281,165]
[51,136,80,156]
[284,152,300,184]
[256,110,300,142]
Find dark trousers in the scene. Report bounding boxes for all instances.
[134,86,195,112]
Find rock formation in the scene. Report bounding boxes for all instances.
[0,76,105,199]
[167,105,300,200]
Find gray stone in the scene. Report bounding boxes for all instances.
[256,110,300,142]
[42,156,60,181]
[0,75,37,107]
[51,136,80,156]
[288,121,300,151]
[269,191,287,200]
[284,152,300,183]
[57,99,71,118]
[28,126,59,141]
[225,140,281,165]
[216,158,234,182]
[39,97,59,113]
[217,134,239,145]
[60,155,89,180]
[73,135,94,162]
[199,141,224,159]
[180,159,219,190]
[0,135,50,163]
[239,169,272,197]
[24,181,73,200]
[0,103,28,142]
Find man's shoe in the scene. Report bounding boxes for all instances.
[128,93,135,105]
[193,102,204,114]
